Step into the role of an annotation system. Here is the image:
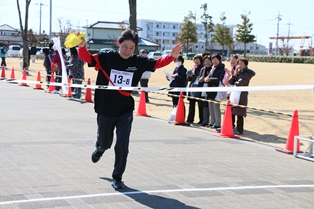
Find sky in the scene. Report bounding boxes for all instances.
[1,0,314,50]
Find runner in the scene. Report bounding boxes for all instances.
[78,29,183,189]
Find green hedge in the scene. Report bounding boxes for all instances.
[246,55,314,64]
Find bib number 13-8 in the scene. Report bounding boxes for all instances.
[109,69,133,87]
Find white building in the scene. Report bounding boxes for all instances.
[126,19,236,54]
[0,24,22,45]
[125,19,270,56]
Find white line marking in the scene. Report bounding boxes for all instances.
[1,184,314,205]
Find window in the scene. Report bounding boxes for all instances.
[173,25,176,29]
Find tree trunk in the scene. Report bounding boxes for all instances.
[244,43,247,57]
[128,0,137,53]
[17,0,31,74]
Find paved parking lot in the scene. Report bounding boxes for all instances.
[1,81,314,209]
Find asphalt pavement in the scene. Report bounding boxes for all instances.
[1,80,314,209]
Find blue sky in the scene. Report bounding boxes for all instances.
[1,0,314,49]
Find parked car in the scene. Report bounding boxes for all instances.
[7,45,21,57]
[182,52,197,60]
[147,51,161,59]
[161,50,172,57]
[19,47,43,56]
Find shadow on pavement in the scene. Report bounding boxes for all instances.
[100,177,199,209]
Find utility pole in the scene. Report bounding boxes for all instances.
[255,35,258,54]
[287,21,292,46]
[77,21,80,32]
[39,3,43,34]
[35,2,45,35]
[275,12,282,55]
[49,0,52,41]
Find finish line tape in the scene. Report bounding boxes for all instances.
[1,78,296,116]
[4,79,314,92]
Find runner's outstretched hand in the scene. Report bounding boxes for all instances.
[78,38,86,48]
[171,43,183,58]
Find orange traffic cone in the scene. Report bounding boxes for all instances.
[276,110,301,154]
[85,78,93,102]
[174,92,188,125]
[48,74,55,93]
[7,67,16,83]
[136,91,149,116]
[19,68,29,87]
[10,67,15,80]
[66,77,72,97]
[0,65,5,80]
[215,100,239,138]
[34,71,43,90]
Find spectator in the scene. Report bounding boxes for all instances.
[223,54,238,87]
[68,47,85,99]
[228,57,256,135]
[30,43,37,63]
[48,42,54,56]
[139,49,151,103]
[204,53,225,129]
[0,44,8,67]
[77,29,183,189]
[198,55,212,126]
[42,48,52,87]
[186,54,204,124]
[222,54,239,100]
[52,47,68,93]
[168,55,187,107]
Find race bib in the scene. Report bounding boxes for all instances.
[109,69,133,87]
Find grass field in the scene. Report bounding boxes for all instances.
[3,57,314,149]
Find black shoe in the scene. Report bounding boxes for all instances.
[197,121,203,124]
[186,121,193,125]
[111,179,126,189]
[91,150,104,163]
[200,123,208,127]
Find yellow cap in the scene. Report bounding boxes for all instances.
[64,32,87,48]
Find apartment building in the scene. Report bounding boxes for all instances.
[129,19,237,54]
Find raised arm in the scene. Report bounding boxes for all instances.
[77,38,92,64]
[154,43,183,69]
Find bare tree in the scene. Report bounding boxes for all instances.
[53,18,73,47]
[27,29,37,44]
[16,0,31,73]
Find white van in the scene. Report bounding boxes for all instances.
[7,45,21,57]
